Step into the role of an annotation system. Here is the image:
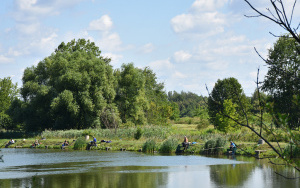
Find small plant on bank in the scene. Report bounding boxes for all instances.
[134,127,143,140]
[82,130,92,137]
[142,139,156,153]
[159,138,178,153]
[73,137,87,150]
[196,118,210,130]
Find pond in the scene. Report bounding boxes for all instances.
[0,148,299,188]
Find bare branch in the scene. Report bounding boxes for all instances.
[290,0,297,25]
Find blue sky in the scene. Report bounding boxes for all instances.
[1,0,299,96]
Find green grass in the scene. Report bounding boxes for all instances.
[0,118,295,157]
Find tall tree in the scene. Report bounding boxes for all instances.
[114,63,148,125]
[0,77,18,130]
[19,39,117,131]
[208,77,248,128]
[262,35,300,128]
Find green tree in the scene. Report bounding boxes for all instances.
[250,88,267,114]
[215,99,239,133]
[168,91,206,117]
[262,35,300,129]
[114,63,148,125]
[142,67,173,125]
[0,77,19,130]
[19,39,117,131]
[208,77,248,128]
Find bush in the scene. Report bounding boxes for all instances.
[196,118,210,130]
[73,137,87,150]
[283,143,300,158]
[82,129,92,136]
[134,127,143,140]
[159,138,178,153]
[204,139,216,149]
[142,139,156,153]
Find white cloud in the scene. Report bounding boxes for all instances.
[89,15,113,31]
[172,71,187,79]
[99,32,123,51]
[171,10,227,38]
[173,51,192,62]
[29,32,58,54]
[0,55,13,64]
[101,52,123,66]
[7,48,23,57]
[15,23,40,35]
[149,58,173,70]
[140,43,154,53]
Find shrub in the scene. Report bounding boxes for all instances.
[204,139,216,149]
[134,127,143,140]
[196,118,210,130]
[283,143,300,158]
[159,138,178,153]
[142,139,156,153]
[73,137,87,150]
[82,129,92,136]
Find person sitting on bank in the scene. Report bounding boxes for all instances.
[9,139,15,144]
[91,136,97,146]
[230,141,236,154]
[34,139,40,147]
[182,136,189,148]
[62,140,69,146]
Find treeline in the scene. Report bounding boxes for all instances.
[1,35,299,133]
[0,39,180,132]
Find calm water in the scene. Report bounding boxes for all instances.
[0,148,299,188]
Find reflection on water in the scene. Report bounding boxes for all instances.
[0,149,299,188]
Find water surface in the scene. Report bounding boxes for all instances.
[0,148,299,188]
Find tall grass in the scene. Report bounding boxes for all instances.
[73,137,87,150]
[142,139,156,153]
[159,138,178,153]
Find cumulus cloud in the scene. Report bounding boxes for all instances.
[101,52,123,66]
[98,32,123,51]
[170,0,233,38]
[0,55,13,64]
[89,15,113,31]
[140,43,154,53]
[149,59,173,71]
[173,51,192,62]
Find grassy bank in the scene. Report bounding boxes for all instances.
[0,118,294,158]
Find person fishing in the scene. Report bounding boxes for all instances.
[230,141,236,154]
[182,136,189,149]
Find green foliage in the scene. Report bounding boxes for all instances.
[196,118,210,130]
[73,137,87,150]
[283,143,300,159]
[115,63,148,125]
[134,127,143,140]
[82,129,92,136]
[17,39,116,131]
[0,77,19,130]
[204,137,227,154]
[159,138,178,153]
[215,99,239,133]
[168,91,207,117]
[142,139,156,153]
[208,77,248,128]
[250,88,267,114]
[263,35,300,128]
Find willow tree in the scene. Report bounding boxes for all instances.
[20,39,119,131]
